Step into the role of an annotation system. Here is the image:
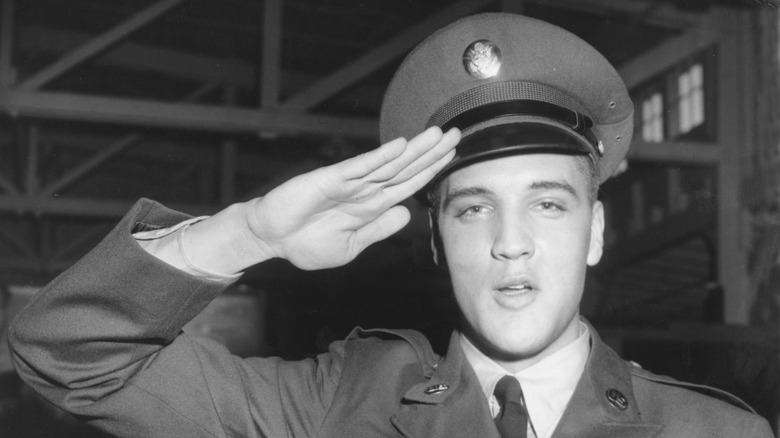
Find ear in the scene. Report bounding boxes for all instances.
[428,210,440,266]
[587,201,605,266]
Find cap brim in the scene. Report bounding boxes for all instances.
[416,121,593,204]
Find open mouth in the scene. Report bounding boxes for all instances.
[496,280,535,294]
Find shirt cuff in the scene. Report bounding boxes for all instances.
[134,216,243,283]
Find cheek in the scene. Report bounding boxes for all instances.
[440,221,487,266]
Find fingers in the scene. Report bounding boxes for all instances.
[336,136,409,180]
[352,205,411,252]
[363,127,448,183]
[335,126,452,183]
[377,127,458,202]
[382,146,455,204]
[382,127,460,187]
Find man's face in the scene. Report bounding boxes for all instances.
[435,153,604,371]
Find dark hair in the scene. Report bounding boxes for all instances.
[427,153,599,217]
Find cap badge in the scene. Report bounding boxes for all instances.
[463,40,502,79]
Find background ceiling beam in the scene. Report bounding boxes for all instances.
[0,194,217,217]
[18,26,257,88]
[280,0,494,111]
[0,0,15,88]
[618,26,720,89]
[17,0,187,91]
[536,0,704,29]
[261,0,283,107]
[38,81,220,197]
[0,90,378,138]
[628,140,721,164]
[0,173,20,196]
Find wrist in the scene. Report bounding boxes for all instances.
[183,201,276,273]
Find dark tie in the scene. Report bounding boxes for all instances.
[494,375,528,438]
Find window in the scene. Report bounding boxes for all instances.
[678,63,705,135]
[642,92,664,142]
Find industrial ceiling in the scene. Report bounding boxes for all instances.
[0,0,765,291]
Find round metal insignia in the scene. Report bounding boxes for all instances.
[463,40,502,79]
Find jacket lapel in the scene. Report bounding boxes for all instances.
[391,322,664,438]
[391,332,500,438]
[553,322,663,438]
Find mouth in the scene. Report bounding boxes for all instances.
[495,277,537,295]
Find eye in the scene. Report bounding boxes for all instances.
[533,200,566,216]
[457,204,492,218]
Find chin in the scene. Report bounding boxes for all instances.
[469,324,548,363]
[492,338,547,362]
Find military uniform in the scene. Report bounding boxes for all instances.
[8,199,773,437]
[8,12,775,438]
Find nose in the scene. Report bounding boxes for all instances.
[490,214,534,261]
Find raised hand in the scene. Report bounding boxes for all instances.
[243,127,459,270]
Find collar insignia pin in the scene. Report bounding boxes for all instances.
[424,383,449,395]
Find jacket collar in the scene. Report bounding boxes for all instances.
[392,331,501,438]
[552,320,663,438]
[392,321,663,438]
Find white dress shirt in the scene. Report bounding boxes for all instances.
[460,321,591,438]
[134,216,241,283]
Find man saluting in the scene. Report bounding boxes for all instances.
[9,13,773,438]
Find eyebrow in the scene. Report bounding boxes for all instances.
[529,180,579,198]
[442,179,580,211]
[442,186,493,211]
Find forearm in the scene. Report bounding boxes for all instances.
[7,199,229,408]
[139,200,275,276]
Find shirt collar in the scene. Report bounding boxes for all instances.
[459,320,591,438]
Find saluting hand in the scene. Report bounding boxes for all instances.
[243,127,459,270]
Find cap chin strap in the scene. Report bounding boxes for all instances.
[433,99,602,157]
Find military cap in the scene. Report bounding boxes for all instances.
[379,13,633,200]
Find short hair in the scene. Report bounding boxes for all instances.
[426,153,599,218]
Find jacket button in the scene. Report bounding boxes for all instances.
[424,384,449,394]
[606,389,628,410]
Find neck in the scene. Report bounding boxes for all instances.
[463,315,582,374]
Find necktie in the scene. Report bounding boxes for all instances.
[494,375,528,438]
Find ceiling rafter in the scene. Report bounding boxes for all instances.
[261,0,282,108]
[0,0,754,288]
[280,0,494,111]
[0,90,378,137]
[0,194,215,217]
[0,0,15,88]
[40,134,141,198]
[628,140,721,164]
[17,25,258,89]
[38,81,220,198]
[0,173,19,196]
[17,0,187,91]
[536,0,705,29]
[618,25,720,89]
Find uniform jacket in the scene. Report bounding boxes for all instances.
[8,199,774,438]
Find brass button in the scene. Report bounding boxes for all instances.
[424,383,449,395]
[606,388,628,410]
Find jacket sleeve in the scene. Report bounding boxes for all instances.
[7,198,343,438]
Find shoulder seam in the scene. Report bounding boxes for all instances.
[631,368,756,414]
[347,327,438,376]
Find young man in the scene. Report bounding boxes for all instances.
[8,13,772,438]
